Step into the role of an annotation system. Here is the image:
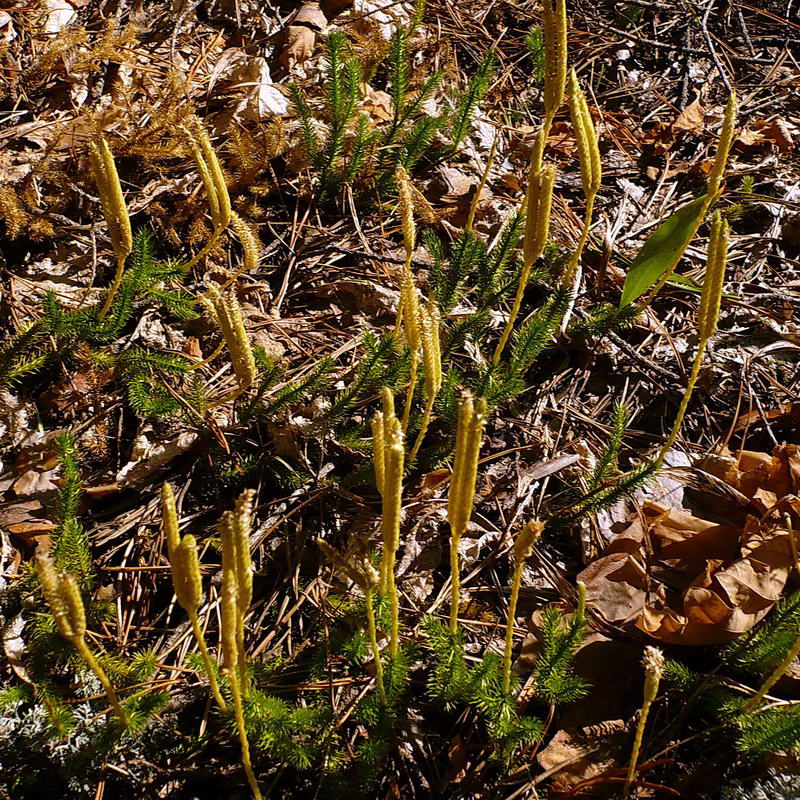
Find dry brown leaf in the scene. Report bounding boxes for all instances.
[672,98,705,135]
[537,725,628,792]
[581,468,793,645]
[363,86,393,123]
[581,443,800,645]
[279,2,328,70]
[579,553,652,624]
[280,26,317,71]
[758,120,795,153]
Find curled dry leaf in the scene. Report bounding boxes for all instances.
[579,445,798,645]
[672,97,706,135]
[279,2,328,71]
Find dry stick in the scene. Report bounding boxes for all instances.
[655,212,728,467]
[623,647,664,799]
[447,393,487,633]
[502,521,544,693]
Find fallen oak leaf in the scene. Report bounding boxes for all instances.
[671,97,705,135]
[279,2,328,71]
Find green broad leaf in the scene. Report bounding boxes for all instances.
[666,273,703,293]
[619,194,708,307]
[667,272,736,299]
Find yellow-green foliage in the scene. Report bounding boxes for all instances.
[657,211,729,466]
[624,646,664,798]
[373,387,405,659]
[183,118,232,269]
[494,145,556,364]
[35,552,129,726]
[201,285,257,406]
[218,488,262,800]
[161,483,227,712]
[89,137,133,318]
[447,392,487,633]
[503,520,545,692]
[562,69,602,292]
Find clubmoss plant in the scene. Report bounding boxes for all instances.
[656,211,728,466]
[502,520,545,692]
[35,552,129,727]
[407,299,442,463]
[638,91,736,311]
[740,626,800,715]
[540,0,568,148]
[448,392,487,632]
[624,646,664,798]
[219,489,256,696]
[560,69,602,329]
[200,284,257,407]
[161,483,227,711]
[493,136,556,363]
[219,489,262,800]
[373,387,405,659]
[395,166,422,432]
[317,538,386,704]
[89,137,133,318]
[182,118,232,270]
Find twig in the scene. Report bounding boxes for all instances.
[700,0,733,92]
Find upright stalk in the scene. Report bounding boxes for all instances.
[502,520,544,693]
[624,647,664,799]
[187,610,227,712]
[447,394,487,632]
[364,587,387,704]
[73,637,130,726]
[35,553,129,727]
[655,212,728,467]
[88,138,132,319]
[502,559,525,695]
[162,483,226,711]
